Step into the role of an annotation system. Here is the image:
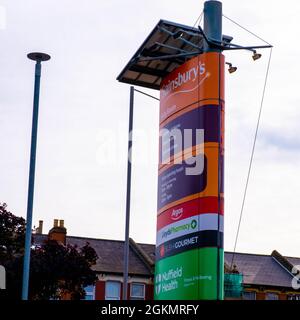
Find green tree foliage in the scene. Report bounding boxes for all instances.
[0,203,98,300]
[0,203,25,262]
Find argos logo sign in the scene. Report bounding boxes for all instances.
[171,208,183,221]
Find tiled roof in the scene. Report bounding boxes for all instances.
[225,252,296,288]
[285,256,300,267]
[33,234,300,289]
[33,234,155,277]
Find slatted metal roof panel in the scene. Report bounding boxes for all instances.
[117,19,204,90]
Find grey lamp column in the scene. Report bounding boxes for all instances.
[123,86,134,300]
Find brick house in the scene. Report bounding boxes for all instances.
[33,220,300,300]
[33,220,154,300]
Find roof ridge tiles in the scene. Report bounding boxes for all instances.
[129,238,155,273]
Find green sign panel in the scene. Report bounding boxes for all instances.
[155,248,224,300]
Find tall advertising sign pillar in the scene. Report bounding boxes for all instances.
[155,1,224,299]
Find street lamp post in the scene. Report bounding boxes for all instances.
[123,86,134,300]
[21,52,51,300]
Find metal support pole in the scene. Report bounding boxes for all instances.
[203,0,222,52]
[123,86,134,300]
[22,52,50,300]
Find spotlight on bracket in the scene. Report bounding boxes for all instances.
[173,30,184,39]
[226,62,237,74]
[252,51,262,61]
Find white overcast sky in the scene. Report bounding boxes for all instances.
[1,0,300,257]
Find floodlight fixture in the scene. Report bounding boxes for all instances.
[226,62,237,73]
[252,51,262,61]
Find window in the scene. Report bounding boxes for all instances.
[130,283,145,300]
[0,265,5,290]
[266,292,279,300]
[288,294,300,300]
[84,285,95,300]
[242,291,256,300]
[105,281,121,300]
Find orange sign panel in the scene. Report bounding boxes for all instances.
[160,52,224,124]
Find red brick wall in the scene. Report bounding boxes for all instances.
[146,284,154,300]
[256,292,266,300]
[48,231,66,244]
[279,293,287,300]
[95,281,105,300]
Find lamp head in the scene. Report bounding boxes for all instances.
[27,52,51,62]
[228,65,237,73]
[226,62,237,74]
[173,30,184,39]
[252,51,262,61]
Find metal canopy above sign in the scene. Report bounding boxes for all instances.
[117,20,205,90]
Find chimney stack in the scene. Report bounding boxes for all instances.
[36,220,43,234]
[48,219,67,245]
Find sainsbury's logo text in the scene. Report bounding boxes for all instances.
[161,62,206,99]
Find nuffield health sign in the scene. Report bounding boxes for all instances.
[155,52,225,300]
